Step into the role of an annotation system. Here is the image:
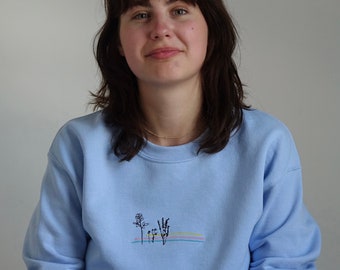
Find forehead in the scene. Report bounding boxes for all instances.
[120,0,197,12]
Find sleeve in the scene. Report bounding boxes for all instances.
[23,128,88,269]
[249,128,321,269]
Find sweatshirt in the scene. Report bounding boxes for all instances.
[23,109,321,269]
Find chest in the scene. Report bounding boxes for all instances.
[81,156,263,269]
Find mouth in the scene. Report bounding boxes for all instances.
[145,47,182,60]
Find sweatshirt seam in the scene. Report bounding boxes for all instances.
[47,151,82,207]
[137,152,198,164]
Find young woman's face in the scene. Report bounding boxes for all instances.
[119,0,208,88]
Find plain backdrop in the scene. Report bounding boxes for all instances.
[0,0,339,269]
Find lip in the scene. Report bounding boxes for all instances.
[145,47,182,59]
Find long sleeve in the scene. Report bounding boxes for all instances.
[249,129,321,269]
[23,129,88,269]
[22,110,321,269]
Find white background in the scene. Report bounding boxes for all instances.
[0,0,339,269]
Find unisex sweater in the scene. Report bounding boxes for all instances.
[23,110,321,269]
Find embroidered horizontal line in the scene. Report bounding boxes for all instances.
[170,232,204,237]
[131,239,205,244]
[134,236,205,241]
[131,232,206,244]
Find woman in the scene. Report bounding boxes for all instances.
[23,0,321,269]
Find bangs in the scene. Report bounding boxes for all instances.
[113,0,198,15]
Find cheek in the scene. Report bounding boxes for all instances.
[187,19,208,40]
[119,38,143,75]
[121,44,138,69]
[188,24,208,55]
[119,33,130,56]
[119,27,140,56]
[120,40,138,63]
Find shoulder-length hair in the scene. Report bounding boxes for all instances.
[91,0,249,161]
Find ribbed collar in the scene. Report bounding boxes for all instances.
[138,138,202,163]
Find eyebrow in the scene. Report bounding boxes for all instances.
[166,0,180,4]
[131,0,179,8]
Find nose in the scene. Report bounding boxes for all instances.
[150,16,172,40]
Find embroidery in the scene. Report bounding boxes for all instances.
[158,217,170,245]
[147,228,158,243]
[132,213,205,245]
[133,213,149,245]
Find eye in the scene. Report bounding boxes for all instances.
[172,8,188,16]
[132,12,151,20]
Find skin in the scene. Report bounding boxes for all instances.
[119,0,208,146]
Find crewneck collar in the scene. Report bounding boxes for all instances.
[138,138,202,163]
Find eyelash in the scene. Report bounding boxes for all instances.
[131,8,189,21]
[133,12,150,20]
[172,8,188,16]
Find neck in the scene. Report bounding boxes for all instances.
[139,80,204,146]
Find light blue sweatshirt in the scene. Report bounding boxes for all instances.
[23,110,321,269]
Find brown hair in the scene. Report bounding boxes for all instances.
[92,0,249,161]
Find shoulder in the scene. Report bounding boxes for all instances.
[52,111,108,144]
[59,111,108,136]
[236,109,301,180]
[242,109,289,134]
[49,111,114,163]
[239,109,294,146]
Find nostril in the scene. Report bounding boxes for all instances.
[151,32,170,40]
